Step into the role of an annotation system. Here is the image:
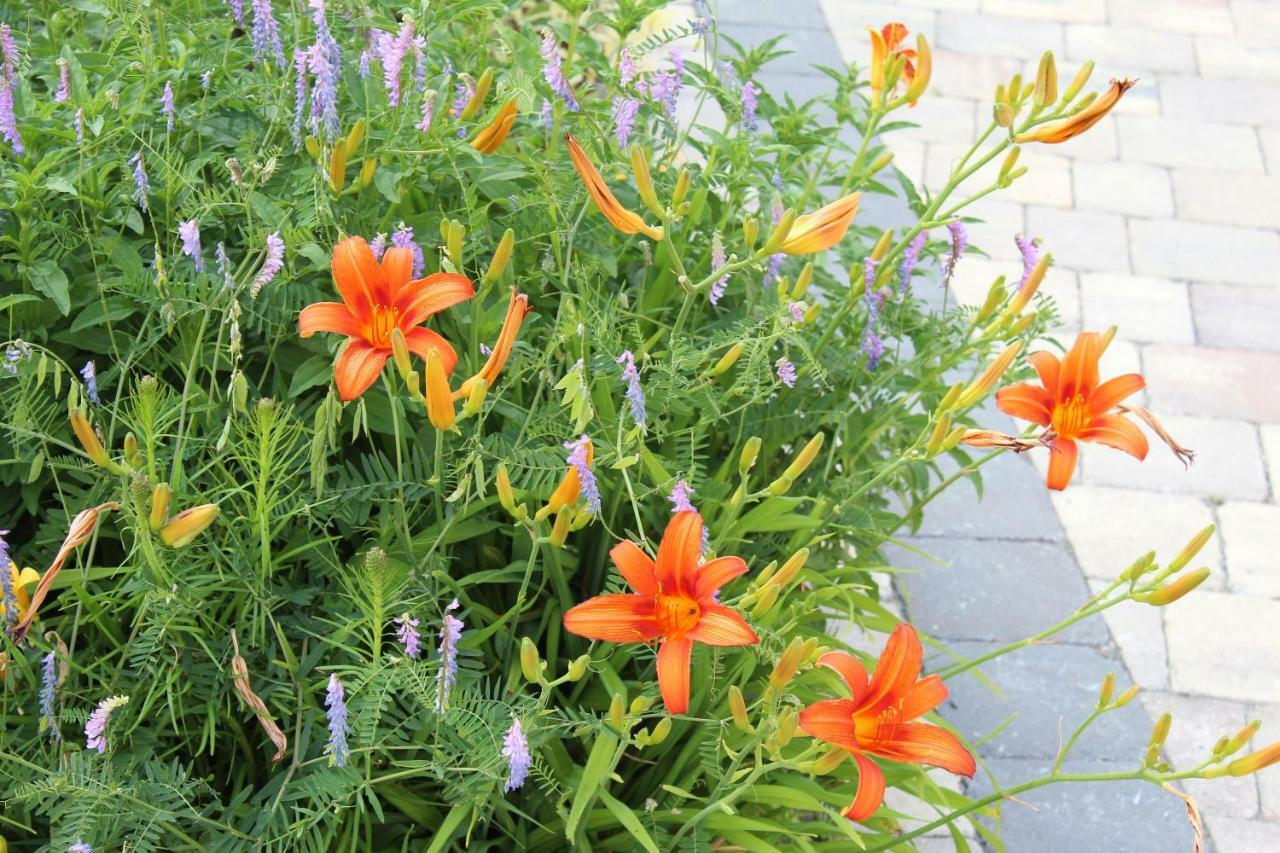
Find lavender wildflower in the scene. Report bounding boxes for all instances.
[391,223,424,278]
[227,0,244,26]
[611,96,640,149]
[709,232,728,305]
[670,47,686,78]
[324,672,349,767]
[215,242,232,286]
[762,197,785,288]
[775,357,797,388]
[502,717,531,791]
[1015,233,1039,289]
[943,221,967,286]
[291,48,309,149]
[412,36,427,92]
[84,694,128,753]
[69,842,92,853]
[449,80,472,119]
[306,0,341,140]
[434,599,463,712]
[201,69,212,90]
[357,49,371,79]
[619,48,641,89]
[3,342,29,375]
[179,219,204,273]
[252,231,284,296]
[616,350,646,428]
[0,24,17,74]
[40,649,59,740]
[73,108,84,144]
[540,98,553,133]
[740,80,759,132]
[395,613,421,660]
[564,435,601,514]
[540,29,578,111]
[788,301,807,324]
[649,70,680,123]
[416,90,436,132]
[129,152,150,212]
[668,479,696,513]
[0,530,14,626]
[80,360,99,404]
[862,257,885,369]
[250,0,286,70]
[378,21,415,107]
[370,232,388,260]
[898,231,928,296]
[0,68,21,154]
[55,59,70,102]
[161,82,175,132]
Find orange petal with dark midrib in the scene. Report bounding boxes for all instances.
[872,722,976,776]
[1088,373,1145,415]
[862,624,924,714]
[897,673,948,721]
[1081,413,1148,460]
[844,752,887,823]
[1028,350,1061,394]
[687,603,757,646]
[403,327,458,374]
[818,651,871,703]
[381,247,415,295]
[655,511,703,596]
[995,384,1053,426]
[693,556,748,600]
[657,637,693,714]
[562,594,662,643]
[1046,436,1079,490]
[332,236,382,318]
[334,339,391,402]
[1058,332,1101,401]
[397,273,475,328]
[299,302,362,339]
[610,540,658,596]
[798,698,859,749]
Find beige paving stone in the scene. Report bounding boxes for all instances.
[1233,1,1280,37]
[1262,128,1280,176]
[890,95,978,147]
[1144,345,1280,423]
[1065,25,1196,72]
[1129,219,1280,287]
[980,0,1105,23]
[1142,691,1259,819]
[1072,160,1174,218]
[1079,273,1193,345]
[1172,170,1280,230]
[1081,415,1270,502]
[1196,35,1280,82]
[1159,75,1280,127]
[1051,486,1222,586]
[890,139,928,187]
[1192,283,1280,353]
[1261,426,1280,497]
[928,49,1025,99]
[936,12,1064,58]
[1166,591,1280,703]
[1116,116,1265,172]
[900,0,978,10]
[1205,816,1280,851]
[1025,206,1130,272]
[1108,0,1235,36]
[1089,579,1169,689]
[1219,502,1280,597]
[820,2,939,62]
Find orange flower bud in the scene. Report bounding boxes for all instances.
[473,290,531,392]
[149,483,172,530]
[1145,567,1210,606]
[780,194,861,255]
[768,637,807,690]
[471,98,518,154]
[1007,254,1052,315]
[728,685,751,731]
[566,134,663,240]
[955,342,1023,409]
[1016,78,1136,144]
[424,349,456,431]
[159,503,220,548]
[1228,742,1280,777]
[459,68,493,121]
[70,408,119,472]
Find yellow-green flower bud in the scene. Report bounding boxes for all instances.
[520,637,541,683]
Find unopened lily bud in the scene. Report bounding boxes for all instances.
[740,437,762,475]
[461,378,488,417]
[149,483,172,530]
[495,464,516,513]
[608,692,626,730]
[977,277,1008,323]
[777,708,798,747]
[460,68,493,121]
[520,637,541,683]
[942,426,968,452]
[70,408,120,472]
[484,229,515,283]
[770,548,809,589]
[345,118,367,152]
[1008,254,1052,315]
[1228,742,1280,777]
[671,168,691,208]
[631,695,653,715]
[1070,90,1099,115]
[123,432,140,467]
[750,584,779,617]
[1061,60,1095,105]
[999,147,1022,182]
[629,145,663,217]
[728,685,751,731]
[926,415,953,456]
[994,102,1015,127]
[769,637,807,690]
[1145,568,1210,606]
[759,208,798,256]
[359,157,376,188]
[711,343,743,377]
[1226,720,1263,756]
[792,263,814,299]
[1119,551,1157,582]
[1033,51,1058,109]
[447,220,465,270]
[1146,712,1172,764]
[567,654,590,682]
[648,717,672,745]
[811,746,847,775]
[1097,672,1116,707]
[955,342,1023,409]
[938,381,965,413]
[390,328,413,382]
[159,503,220,548]
[804,304,822,324]
[870,229,894,262]
[231,370,249,413]
[868,150,894,176]
[742,216,758,252]
[304,135,320,160]
[783,433,825,482]
[549,506,572,547]
[328,138,348,193]
[1008,314,1035,336]
[902,34,931,104]
[424,350,456,430]
[1113,685,1140,708]
[1099,325,1119,354]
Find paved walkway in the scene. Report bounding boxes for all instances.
[717,0,1280,849]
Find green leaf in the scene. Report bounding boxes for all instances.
[72,297,136,332]
[0,294,39,312]
[27,260,70,315]
[597,788,661,853]
[288,354,335,397]
[566,730,619,840]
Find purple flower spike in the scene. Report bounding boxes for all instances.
[324,672,350,767]
[540,29,578,111]
[252,231,284,295]
[943,221,967,286]
[616,350,646,428]
[85,695,128,753]
[611,96,640,149]
[391,223,424,278]
[55,59,71,103]
[668,479,696,513]
[395,613,421,660]
[899,231,928,296]
[740,81,759,132]
[80,360,99,404]
[129,152,150,212]
[435,599,463,713]
[775,357,797,388]
[161,82,175,133]
[1015,233,1039,289]
[564,435,601,514]
[179,219,204,273]
[250,0,286,69]
[709,233,728,305]
[502,717,531,791]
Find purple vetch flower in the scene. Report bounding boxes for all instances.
[179,219,204,273]
[69,842,92,853]
[611,96,640,149]
[252,231,284,296]
[370,232,388,260]
[649,71,680,123]
[40,649,59,740]
[616,350,646,428]
[540,98,553,133]
[226,0,244,26]
[74,108,84,144]
[55,59,70,103]
[417,90,436,133]
[434,599,463,713]
[943,221,967,286]
[412,36,427,92]
[670,47,685,79]
[788,301,807,324]
[479,342,492,357]
[0,76,21,155]
[0,24,18,75]
[84,694,128,753]
[201,69,212,90]
[564,435,601,514]
[862,329,884,368]
[291,48,309,149]
[668,479,696,513]
[1015,233,1039,289]
[215,242,232,286]
[357,49,371,79]
[395,613,421,660]
[898,230,928,296]
[3,343,29,375]
[307,0,341,140]
[161,82,175,133]
[0,530,15,625]
[80,360,99,404]
[450,80,472,119]
[502,716,531,792]
[540,29,578,111]
[740,80,760,132]
[862,257,885,369]
[129,152,150,212]
[619,48,640,89]
[324,672,350,767]
[378,20,415,107]
[391,223,424,278]
[709,232,728,305]
[250,0,286,69]
[775,357,797,388]
[763,195,785,288]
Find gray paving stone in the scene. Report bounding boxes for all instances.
[1117,116,1265,172]
[717,0,830,30]
[1079,273,1193,345]
[1193,284,1280,354]
[1066,24,1196,72]
[981,0,1106,24]
[1090,579,1170,690]
[1145,345,1280,423]
[1173,169,1280,230]
[1109,0,1235,35]
[1026,206,1130,273]
[1166,590,1280,703]
[892,538,1108,644]
[936,11,1065,58]
[1159,75,1280,127]
[1196,35,1280,82]
[1073,160,1174,218]
[1207,816,1280,852]
[1130,219,1280,287]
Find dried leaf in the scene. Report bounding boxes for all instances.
[14,502,118,641]
[230,630,288,764]
[1162,781,1204,853]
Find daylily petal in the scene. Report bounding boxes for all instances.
[565,133,663,240]
[396,273,475,328]
[334,340,390,402]
[798,698,859,749]
[403,327,459,375]
[655,511,703,597]
[687,603,757,647]
[1081,413,1149,461]
[874,723,976,776]
[1058,332,1101,400]
[844,752,887,823]
[1089,373,1145,415]
[332,236,381,318]
[818,651,870,704]
[863,624,924,714]
[1046,436,1079,491]
[381,246,415,295]
[694,556,748,600]
[1028,350,1061,393]
[562,594,662,643]
[995,383,1053,426]
[897,674,948,721]
[299,302,362,339]
[781,193,861,255]
[611,540,658,596]
[657,637,693,715]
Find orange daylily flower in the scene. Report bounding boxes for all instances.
[562,511,758,714]
[1016,78,1135,144]
[471,98,518,154]
[798,625,975,823]
[565,134,663,241]
[868,24,928,108]
[456,289,532,401]
[781,193,861,255]
[299,237,474,401]
[994,331,1147,490]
